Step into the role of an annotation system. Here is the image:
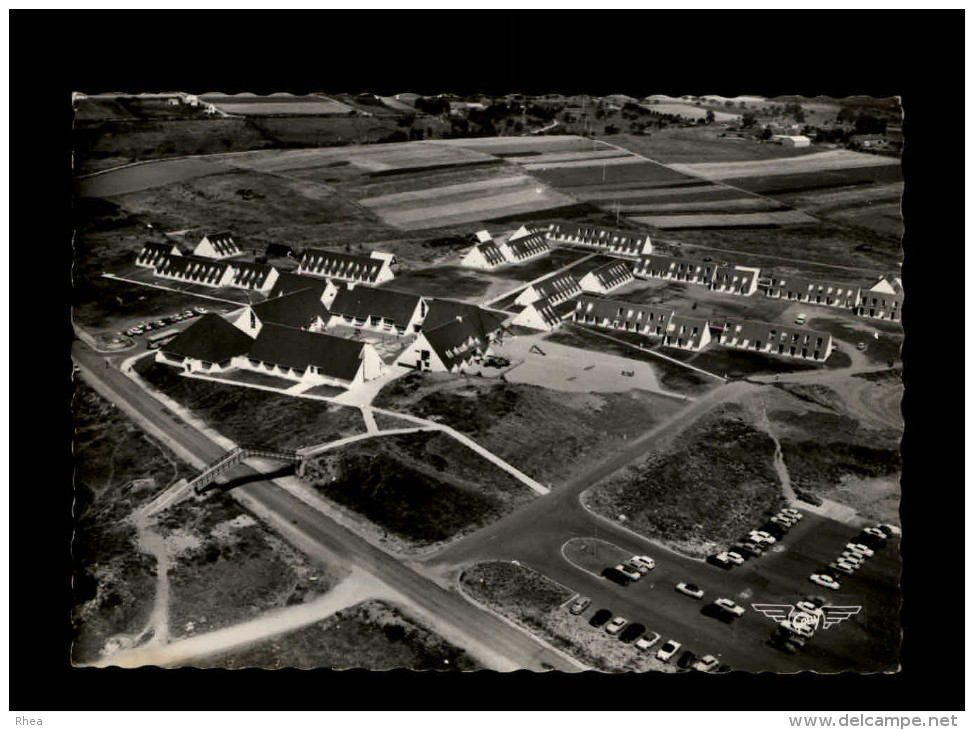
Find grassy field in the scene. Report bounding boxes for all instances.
[372,372,683,487]
[71,380,196,663]
[529,159,693,189]
[197,599,481,670]
[156,493,344,640]
[134,359,366,449]
[378,265,498,301]
[301,431,536,547]
[584,402,784,557]
[609,130,824,164]
[807,316,902,365]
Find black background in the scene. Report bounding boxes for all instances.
[10,8,962,712]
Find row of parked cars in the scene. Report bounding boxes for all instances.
[570,597,727,672]
[124,307,207,337]
[600,554,656,586]
[809,524,894,591]
[709,508,804,569]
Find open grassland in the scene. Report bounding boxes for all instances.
[372,372,683,487]
[157,493,345,640]
[197,599,481,670]
[71,380,197,663]
[723,164,904,196]
[583,402,783,557]
[760,385,901,524]
[76,158,235,198]
[301,431,536,547]
[630,209,817,229]
[609,131,824,164]
[806,316,902,365]
[433,135,615,156]
[201,93,355,116]
[669,149,901,181]
[134,359,366,449]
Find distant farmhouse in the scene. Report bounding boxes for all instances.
[297,248,395,285]
[193,231,242,260]
[136,241,181,268]
[545,223,652,258]
[772,135,811,147]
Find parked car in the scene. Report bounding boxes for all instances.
[605,616,628,635]
[713,598,746,617]
[863,527,888,540]
[795,313,807,325]
[589,609,612,628]
[152,320,167,328]
[781,508,803,520]
[725,551,746,566]
[630,555,656,572]
[569,596,591,615]
[180,309,195,318]
[692,654,720,672]
[615,563,642,582]
[845,543,875,558]
[829,561,856,576]
[675,582,705,600]
[194,306,208,314]
[838,552,866,566]
[618,622,645,644]
[733,541,762,558]
[770,515,794,528]
[749,530,777,545]
[635,631,661,651]
[809,573,841,590]
[676,650,698,669]
[656,640,681,663]
[709,552,732,569]
[601,567,631,586]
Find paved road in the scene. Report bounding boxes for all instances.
[72,339,582,672]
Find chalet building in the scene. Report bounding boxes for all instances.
[634,254,716,286]
[136,241,181,268]
[422,299,506,342]
[327,285,427,335]
[193,231,242,260]
[661,314,712,351]
[239,323,383,388]
[514,272,581,307]
[499,227,550,264]
[397,316,494,374]
[716,319,833,361]
[227,261,279,293]
[546,222,652,257]
[857,275,903,321]
[154,254,234,288]
[573,295,674,337]
[267,272,339,309]
[578,260,634,295]
[460,238,507,271]
[229,288,331,338]
[297,248,395,285]
[511,296,575,332]
[156,313,254,374]
[711,264,760,296]
[766,276,860,310]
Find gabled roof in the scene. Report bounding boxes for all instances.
[588,260,633,289]
[423,299,505,340]
[328,286,422,328]
[299,248,385,282]
[251,288,330,329]
[769,275,859,296]
[162,313,253,364]
[718,318,832,347]
[423,318,489,371]
[638,253,714,277]
[869,275,904,296]
[247,323,365,381]
[199,231,240,257]
[268,272,332,300]
[547,222,651,254]
[136,241,178,266]
[505,230,549,260]
[575,295,674,326]
[230,261,276,289]
[713,263,759,285]
[155,254,230,283]
[475,240,506,267]
[664,314,711,349]
[533,271,580,300]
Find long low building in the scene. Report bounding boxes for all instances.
[857,275,903,321]
[716,318,833,361]
[578,260,634,295]
[512,295,576,332]
[514,271,581,307]
[573,295,675,337]
[154,254,234,288]
[546,222,652,257]
[460,226,550,270]
[297,248,395,285]
[766,276,860,309]
[634,254,717,286]
[661,313,712,350]
[326,285,427,335]
[136,241,181,268]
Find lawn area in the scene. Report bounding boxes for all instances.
[302,383,348,398]
[379,265,495,301]
[807,315,903,365]
[583,402,784,557]
[134,359,366,449]
[197,599,481,670]
[156,493,345,640]
[372,372,684,487]
[301,430,536,547]
[678,345,823,379]
[206,369,297,390]
[71,379,197,664]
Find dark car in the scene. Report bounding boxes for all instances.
[601,566,632,586]
[589,609,612,628]
[618,623,645,644]
[677,650,698,669]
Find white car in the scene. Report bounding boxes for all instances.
[656,639,681,662]
[845,543,874,558]
[630,555,656,572]
[614,563,642,582]
[829,561,856,576]
[675,582,705,600]
[863,527,888,540]
[809,573,841,590]
[713,598,746,617]
[749,531,777,545]
[725,551,745,566]
[795,601,824,619]
[692,654,720,672]
[635,631,661,651]
[781,509,804,520]
[839,551,866,565]
[795,313,807,325]
[771,515,795,528]
[605,616,628,635]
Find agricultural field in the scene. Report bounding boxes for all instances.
[300,430,537,547]
[372,372,683,487]
[630,209,817,229]
[583,402,784,557]
[76,157,235,198]
[637,101,742,123]
[71,379,197,664]
[200,93,355,116]
[610,130,824,164]
[197,599,481,670]
[668,149,899,181]
[133,358,367,449]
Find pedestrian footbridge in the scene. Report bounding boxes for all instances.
[188,446,302,494]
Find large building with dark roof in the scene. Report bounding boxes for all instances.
[460,238,507,271]
[156,313,254,373]
[267,272,339,308]
[297,248,395,285]
[397,315,495,374]
[227,260,279,293]
[231,288,331,336]
[422,299,506,341]
[499,227,550,264]
[511,295,575,332]
[326,285,427,335]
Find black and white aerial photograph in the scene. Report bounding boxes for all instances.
[10,6,964,726]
